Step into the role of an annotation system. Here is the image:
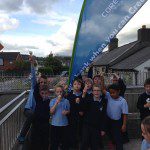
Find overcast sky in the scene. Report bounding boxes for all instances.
[0,0,150,57]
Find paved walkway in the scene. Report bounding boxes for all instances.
[13,139,142,150]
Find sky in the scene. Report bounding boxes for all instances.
[0,0,150,57]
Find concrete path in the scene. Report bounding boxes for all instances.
[13,139,142,150]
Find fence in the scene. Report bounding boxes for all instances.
[0,89,143,150]
[0,91,28,150]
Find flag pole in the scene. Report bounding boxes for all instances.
[68,0,87,87]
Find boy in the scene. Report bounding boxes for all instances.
[137,78,150,121]
[80,84,107,150]
[67,78,83,149]
[30,85,50,150]
[101,76,128,150]
[17,56,48,143]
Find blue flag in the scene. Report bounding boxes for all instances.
[69,0,148,90]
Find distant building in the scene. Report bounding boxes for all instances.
[0,52,23,71]
[0,43,4,51]
[93,25,150,85]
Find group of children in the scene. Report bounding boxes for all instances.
[17,56,150,150]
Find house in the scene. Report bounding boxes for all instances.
[0,43,4,51]
[0,52,23,71]
[93,25,150,86]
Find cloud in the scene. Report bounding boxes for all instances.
[32,11,70,27]
[0,0,59,14]
[0,13,19,32]
[0,0,24,13]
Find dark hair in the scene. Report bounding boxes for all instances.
[142,116,150,134]
[108,83,120,91]
[144,78,150,86]
[73,78,83,85]
[40,75,47,79]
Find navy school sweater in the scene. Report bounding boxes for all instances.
[137,92,150,120]
[81,94,107,130]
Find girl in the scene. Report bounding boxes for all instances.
[141,116,150,150]
[50,85,70,150]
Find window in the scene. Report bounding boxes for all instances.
[0,58,3,66]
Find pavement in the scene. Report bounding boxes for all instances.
[13,139,142,150]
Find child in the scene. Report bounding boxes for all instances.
[101,76,128,150]
[111,73,126,97]
[137,78,150,121]
[80,84,107,150]
[93,75,101,85]
[67,78,83,149]
[141,116,150,150]
[84,78,93,95]
[50,85,70,150]
[17,56,48,143]
[30,85,50,150]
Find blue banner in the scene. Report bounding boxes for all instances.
[69,0,148,90]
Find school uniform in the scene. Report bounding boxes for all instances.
[80,95,107,150]
[141,139,150,150]
[30,89,50,150]
[50,98,70,150]
[137,92,150,121]
[106,92,128,150]
[18,65,37,141]
[67,91,83,149]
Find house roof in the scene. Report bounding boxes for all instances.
[0,43,4,50]
[111,46,150,70]
[93,41,137,66]
[93,40,150,70]
[0,52,20,61]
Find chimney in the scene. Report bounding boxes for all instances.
[108,36,118,51]
[138,25,150,42]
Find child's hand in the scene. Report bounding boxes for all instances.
[56,95,62,104]
[144,103,150,108]
[79,112,84,116]
[75,98,80,104]
[101,131,105,136]
[83,86,88,94]
[121,125,126,132]
[62,110,68,115]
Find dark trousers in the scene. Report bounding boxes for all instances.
[20,109,34,137]
[50,125,69,150]
[80,124,101,150]
[107,118,123,150]
[68,123,79,149]
[30,123,49,150]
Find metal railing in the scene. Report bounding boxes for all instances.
[0,91,28,150]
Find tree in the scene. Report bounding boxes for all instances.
[44,54,63,75]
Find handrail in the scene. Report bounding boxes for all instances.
[0,98,27,126]
[0,90,29,114]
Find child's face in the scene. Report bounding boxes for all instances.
[73,81,81,92]
[109,89,120,99]
[93,87,101,99]
[145,84,150,94]
[112,76,118,84]
[39,78,47,87]
[55,87,63,97]
[141,124,150,143]
[40,90,49,99]
[93,77,100,84]
[85,81,92,90]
